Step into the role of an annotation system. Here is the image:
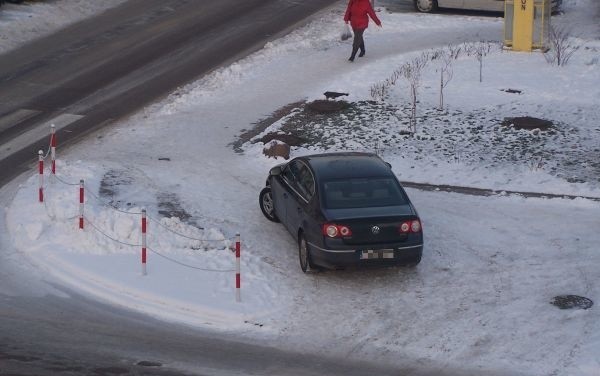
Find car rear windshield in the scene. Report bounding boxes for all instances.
[322,177,408,209]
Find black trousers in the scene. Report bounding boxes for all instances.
[351,28,366,58]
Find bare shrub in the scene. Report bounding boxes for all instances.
[432,45,462,110]
[466,41,500,82]
[544,24,580,66]
[526,153,545,171]
[370,66,402,101]
[400,52,429,133]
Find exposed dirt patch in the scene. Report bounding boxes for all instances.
[99,169,134,205]
[231,100,305,152]
[236,100,600,187]
[501,88,523,94]
[156,192,192,222]
[551,295,594,310]
[502,116,553,131]
[257,132,307,146]
[307,99,349,113]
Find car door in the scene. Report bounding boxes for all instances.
[282,160,314,236]
[270,161,299,233]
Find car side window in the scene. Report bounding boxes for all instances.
[282,160,314,201]
[297,163,315,198]
[282,163,296,183]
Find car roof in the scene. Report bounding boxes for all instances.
[299,152,394,181]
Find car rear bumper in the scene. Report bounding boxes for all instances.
[307,242,423,269]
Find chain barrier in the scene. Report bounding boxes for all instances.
[83,215,142,247]
[42,145,51,160]
[83,183,144,215]
[38,138,52,160]
[47,168,80,186]
[147,246,235,272]
[81,216,234,273]
[35,129,237,275]
[148,215,213,242]
[42,185,79,221]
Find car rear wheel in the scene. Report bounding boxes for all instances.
[298,234,315,273]
[414,0,438,13]
[405,254,422,267]
[259,187,279,222]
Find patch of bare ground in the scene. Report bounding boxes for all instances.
[235,100,600,188]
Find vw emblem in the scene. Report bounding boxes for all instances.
[371,226,380,235]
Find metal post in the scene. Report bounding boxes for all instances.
[38,150,44,203]
[79,180,84,229]
[235,233,241,302]
[50,124,56,178]
[142,209,147,275]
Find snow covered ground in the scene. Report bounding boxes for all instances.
[2,0,600,375]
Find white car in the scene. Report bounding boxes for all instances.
[413,0,561,13]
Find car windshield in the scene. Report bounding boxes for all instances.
[322,177,408,209]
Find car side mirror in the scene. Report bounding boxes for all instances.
[384,162,392,169]
[269,165,282,176]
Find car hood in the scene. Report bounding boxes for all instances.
[322,204,415,221]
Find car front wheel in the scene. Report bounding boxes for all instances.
[414,0,438,13]
[259,187,279,222]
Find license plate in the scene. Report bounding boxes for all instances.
[360,250,394,260]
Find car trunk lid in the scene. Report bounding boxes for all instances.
[323,205,417,245]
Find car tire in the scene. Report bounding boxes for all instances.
[405,254,422,267]
[259,187,280,223]
[298,234,316,273]
[414,0,438,13]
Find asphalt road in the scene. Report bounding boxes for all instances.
[0,0,341,187]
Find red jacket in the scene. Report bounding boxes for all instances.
[344,0,381,30]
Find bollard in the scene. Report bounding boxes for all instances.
[79,180,84,229]
[142,209,147,276]
[236,233,241,302]
[38,150,44,202]
[50,124,57,177]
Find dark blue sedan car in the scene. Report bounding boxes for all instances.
[259,152,423,272]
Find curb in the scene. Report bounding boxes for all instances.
[400,181,600,202]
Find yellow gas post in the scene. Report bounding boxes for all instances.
[504,0,551,51]
[513,0,535,51]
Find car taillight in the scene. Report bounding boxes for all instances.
[399,219,421,233]
[323,224,352,238]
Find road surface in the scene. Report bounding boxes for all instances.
[0,0,338,186]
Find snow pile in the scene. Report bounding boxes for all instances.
[7,161,276,327]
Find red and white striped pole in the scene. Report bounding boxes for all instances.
[235,233,241,302]
[50,124,57,178]
[79,180,84,229]
[38,150,44,202]
[142,209,147,276]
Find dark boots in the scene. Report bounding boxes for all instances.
[349,28,366,62]
[349,46,365,61]
[349,48,358,61]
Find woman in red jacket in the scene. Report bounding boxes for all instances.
[344,0,382,62]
